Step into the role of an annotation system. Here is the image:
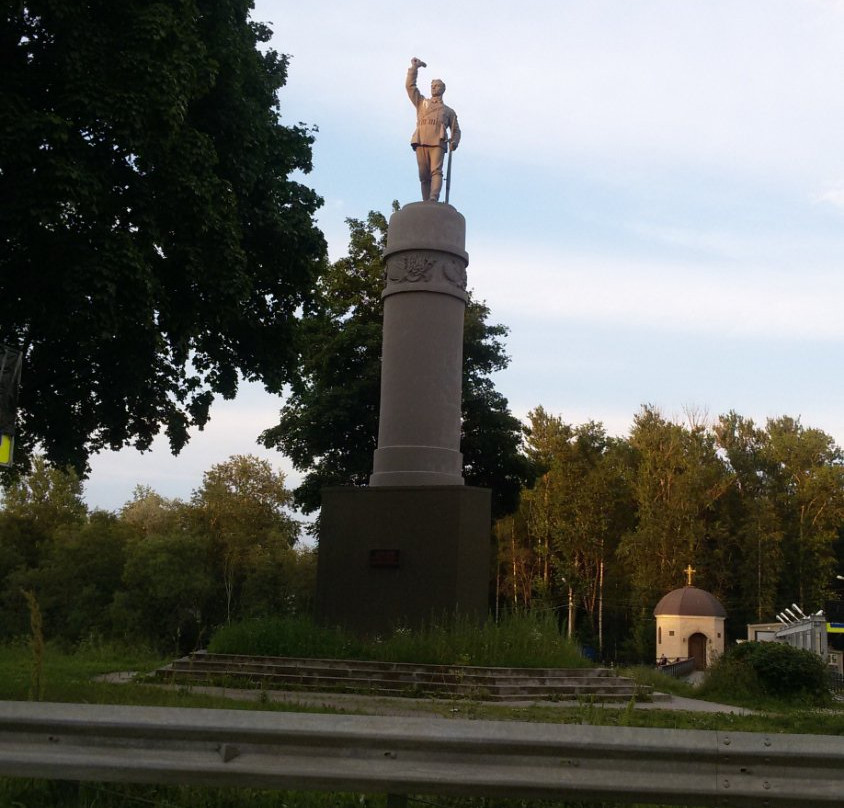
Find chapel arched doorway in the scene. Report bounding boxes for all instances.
[688,632,708,670]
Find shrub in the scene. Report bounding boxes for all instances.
[702,641,830,705]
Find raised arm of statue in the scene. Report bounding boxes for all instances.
[406,57,425,107]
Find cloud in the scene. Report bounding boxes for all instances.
[84,385,300,513]
[471,244,844,341]
[263,1,844,184]
[815,186,844,212]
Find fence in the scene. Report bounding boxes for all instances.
[656,657,697,678]
[1,700,843,807]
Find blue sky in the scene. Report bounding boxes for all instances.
[85,0,844,513]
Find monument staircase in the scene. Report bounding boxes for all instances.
[155,652,655,703]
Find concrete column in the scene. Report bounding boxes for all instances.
[370,202,468,486]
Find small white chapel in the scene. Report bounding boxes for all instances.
[653,565,726,670]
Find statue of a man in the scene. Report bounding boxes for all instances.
[406,57,461,202]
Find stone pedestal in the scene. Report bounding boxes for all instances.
[316,486,491,635]
[316,202,491,634]
[370,202,468,486]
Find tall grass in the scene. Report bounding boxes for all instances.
[21,589,45,701]
[208,611,589,668]
[0,637,167,704]
[208,615,366,659]
[0,780,371,808]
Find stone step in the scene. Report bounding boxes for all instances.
[158,668,641,701]
[161,664,640,692]
[163,660,630,689]
[155,653,649,702]
[186,652,616,678]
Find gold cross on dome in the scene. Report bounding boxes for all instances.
[685,564,696,586]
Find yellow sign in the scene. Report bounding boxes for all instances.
[0,434,13,466]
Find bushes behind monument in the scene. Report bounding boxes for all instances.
[700,641,830,705]
[208,611,589,669]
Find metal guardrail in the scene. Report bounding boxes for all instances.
[0,701,843,806]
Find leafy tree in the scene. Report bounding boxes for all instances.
[0,514,45,639]
[0,457,87,637]
[511,408,635,652]
[460,293,534,516]
[0,0,326,474]
[518,407,572,599]
[714,412,783,625]
[120,485,186,538]
[763,416,844,610]
[494,511,536,612]
[617,406,730,629]
[117,530,215,652]
[1,456,87,531]
[190,454,298,622]
[33,510,131,642]
[261,209,532,518]
[239,543,317,618]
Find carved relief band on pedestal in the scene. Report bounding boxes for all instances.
[383,251,468,299]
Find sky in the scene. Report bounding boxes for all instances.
[84,0,844,515]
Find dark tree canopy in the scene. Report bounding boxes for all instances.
[260,208,534,519]
[0,0,326,474]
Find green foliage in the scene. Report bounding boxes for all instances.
[0,780,370,808]
[35,511,132,642]
[21,588,45,700]
[374,611,588,668]
[763,416,844,610]
[191,454,299,623]
[714,412,783,623]
[117,530,216,653]
[0,638,164,703]
[618,405,730,608]
[0,454,309,652]
[209,615,365,659]
[617,614,656,667]
[697,655,764,704]
[1,0,326,474]
[209,611,589,669]
[261,208,533,518]
[120,485,185,536]
[701,641,831,705]
[502,408,635,654]
[501,404,844,662]
[713,412,844,627]
[1,456,87,529]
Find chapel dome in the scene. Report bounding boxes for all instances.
[653,586,726,618]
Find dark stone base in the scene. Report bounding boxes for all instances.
[315,486,492,635]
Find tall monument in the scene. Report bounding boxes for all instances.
[370,201,467,487]
[315,60,491,635]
